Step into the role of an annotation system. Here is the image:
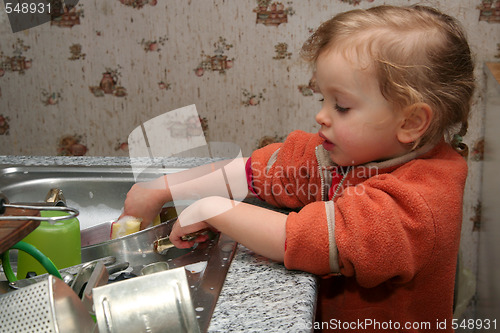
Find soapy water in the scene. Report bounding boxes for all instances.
[65,199,123,230]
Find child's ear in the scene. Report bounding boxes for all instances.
[397,103,433,145]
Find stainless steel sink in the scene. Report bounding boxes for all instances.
[0,165,237,332]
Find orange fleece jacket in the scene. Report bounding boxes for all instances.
[249,130,467,333]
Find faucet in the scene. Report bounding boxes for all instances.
[44,188,66,207]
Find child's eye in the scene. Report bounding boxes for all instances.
[335,104,350,113]
[318,98,325,102]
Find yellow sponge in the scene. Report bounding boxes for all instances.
[111,216,142,239]
[152,214,161,226]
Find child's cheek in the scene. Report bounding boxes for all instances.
[333,124,357,149]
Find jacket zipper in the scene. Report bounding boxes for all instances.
[315,145,349,201]
[315,146,328,201]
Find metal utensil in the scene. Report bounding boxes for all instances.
[154,229,211,255]
[81,219,179,276]
[80,206,181,248]
[81,220,114,247]
[81,261,109,314]
[71,260,99,297]
[71,259,128,298]
[0,274,95,333]
[8,255,117,290]
[140,261,169,275]
[0,192,79,222]
[93,267,200,333]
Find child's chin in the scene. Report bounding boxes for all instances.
[329,153,354,167]
[328,152,343,165]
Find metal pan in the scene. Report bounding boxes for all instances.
[93,267,200,333]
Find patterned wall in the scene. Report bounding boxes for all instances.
[1,0,497,158]
[0,0,499,314]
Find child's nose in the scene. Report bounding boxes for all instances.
[315,107,331,127]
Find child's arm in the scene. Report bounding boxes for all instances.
[169,196,287,262]
[121,158,250,229]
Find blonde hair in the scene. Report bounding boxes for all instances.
[301,5,475,150]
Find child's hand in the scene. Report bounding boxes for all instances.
[169,219,212,248]
[121,178,170,229]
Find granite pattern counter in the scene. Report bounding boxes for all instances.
[209,245,317,332]
[0,155,317,332]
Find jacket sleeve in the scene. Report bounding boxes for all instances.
[284,201,337,275]
[334,174,436,288]
[250,130,324,208]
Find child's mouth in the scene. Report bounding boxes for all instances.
[319,132,335,151]
[322,140,335,151]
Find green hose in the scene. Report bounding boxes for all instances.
[1,241,61,282]
[1,252,16,282]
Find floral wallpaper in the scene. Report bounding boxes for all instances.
[0,0,499,317]
[0,0,498,158]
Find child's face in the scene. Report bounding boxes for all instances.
[314,50,408,166]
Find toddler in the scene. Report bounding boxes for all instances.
[122,5,475,332]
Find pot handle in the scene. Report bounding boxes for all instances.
[0,193,79,222]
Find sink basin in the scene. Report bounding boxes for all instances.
[0,165,237,332]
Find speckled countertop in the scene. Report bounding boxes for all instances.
[0,155,317,332]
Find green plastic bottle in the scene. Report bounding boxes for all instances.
[16,210,81,280]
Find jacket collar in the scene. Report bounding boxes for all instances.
[360,143,436,172]
[316,142,437,178]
